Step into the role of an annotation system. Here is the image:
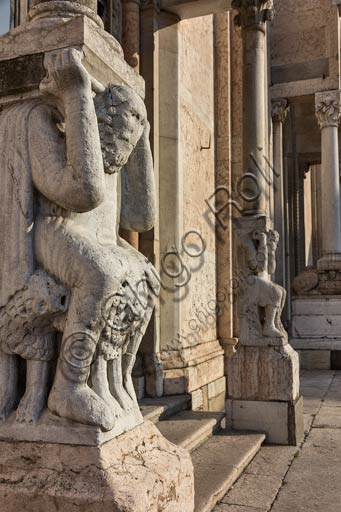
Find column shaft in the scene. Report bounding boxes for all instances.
[315,90,341,269]
[242,27,266,214]
[320,125,341,256]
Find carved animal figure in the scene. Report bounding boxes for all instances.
[0,271,68,423]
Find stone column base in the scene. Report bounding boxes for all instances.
[0,420,194,512]
[226,397,304,446]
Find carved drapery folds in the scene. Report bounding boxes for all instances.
[232,0,274,29]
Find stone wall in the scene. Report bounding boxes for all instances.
[158,14,225,411]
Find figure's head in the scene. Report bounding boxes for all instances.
[95,85,147,174]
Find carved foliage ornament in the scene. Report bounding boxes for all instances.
[271,98,289,124]
[315,91,341,129]
[232,0,274,28]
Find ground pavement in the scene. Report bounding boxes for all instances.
[214,370,341,512]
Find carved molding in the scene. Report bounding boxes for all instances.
[232,0,274,29]
[271,98,289,124]
[315,90,341,129]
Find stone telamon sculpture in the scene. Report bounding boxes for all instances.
[236,218,286,343]
[0,47,158,434]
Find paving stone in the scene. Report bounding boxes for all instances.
[271,428,341,512]
[220,473,283,509]
[304,414,314,433]
[302,397,321,415]
[214,505,267,512]
[314,405,341,429]
[245,445,297,477]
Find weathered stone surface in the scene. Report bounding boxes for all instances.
[0,44,158,438]
[271,428,341,512]
[0,420,195,512]
[298,350,331,370]
[157,410,223,452]
[245,445,297,477]
[221,473,283,510]
[227,345,299,402]
[314,405,341,429]
[0,14,144,98]
[192,431,265,512]
[227,397,304,446]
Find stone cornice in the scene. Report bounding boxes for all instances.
[232,0,274,29]
[271,98,289,124]
[315,90,341,129]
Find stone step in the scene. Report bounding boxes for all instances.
[156,410,225,453]
[192,430,266,512]
[139,394,190,424]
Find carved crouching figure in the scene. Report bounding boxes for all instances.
[0,48,159,431]
[236,227,286,343]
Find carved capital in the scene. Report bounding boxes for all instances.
[315,90,341,129]
[232,0,274,29]
[271,98,289,124]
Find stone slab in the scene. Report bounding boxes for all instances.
[214,505,267,512]
[0,406,143,446]
[271,428,341,512]
[192,430,265,512]
[140,394,190,423]
[220,473,283,509]
[0,15,144,99]
[245,445,298,477]
[291,338,341,350]
[298,350,331,370]
[314,405,341,428]
[157,410,224,452]
[227,397,304,446]
[0,420,195,512]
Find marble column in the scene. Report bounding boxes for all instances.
[232,0,274,215]
[271,98,289,289]
[227,1,303,445]
[120,0,141,248]
[315,90,341,270]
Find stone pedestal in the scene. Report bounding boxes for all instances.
[227,342,303,445]
[0,420,195,512]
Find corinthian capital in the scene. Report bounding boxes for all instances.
[315,90,341,129]
[271,98,289,124]
[232,0,274,29]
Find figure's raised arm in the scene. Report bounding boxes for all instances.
[29,48,105,213]
[120,122,156,232]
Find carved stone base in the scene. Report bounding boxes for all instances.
[227,344,300,402]
[0,405,144,446]
[0,420,195,512]
[226,396,304,446]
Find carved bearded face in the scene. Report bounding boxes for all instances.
[95,85,147,174]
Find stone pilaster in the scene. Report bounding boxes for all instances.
[315,91,341,280]
[232,0,274,215]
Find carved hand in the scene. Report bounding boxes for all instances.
[40,48,91,99]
